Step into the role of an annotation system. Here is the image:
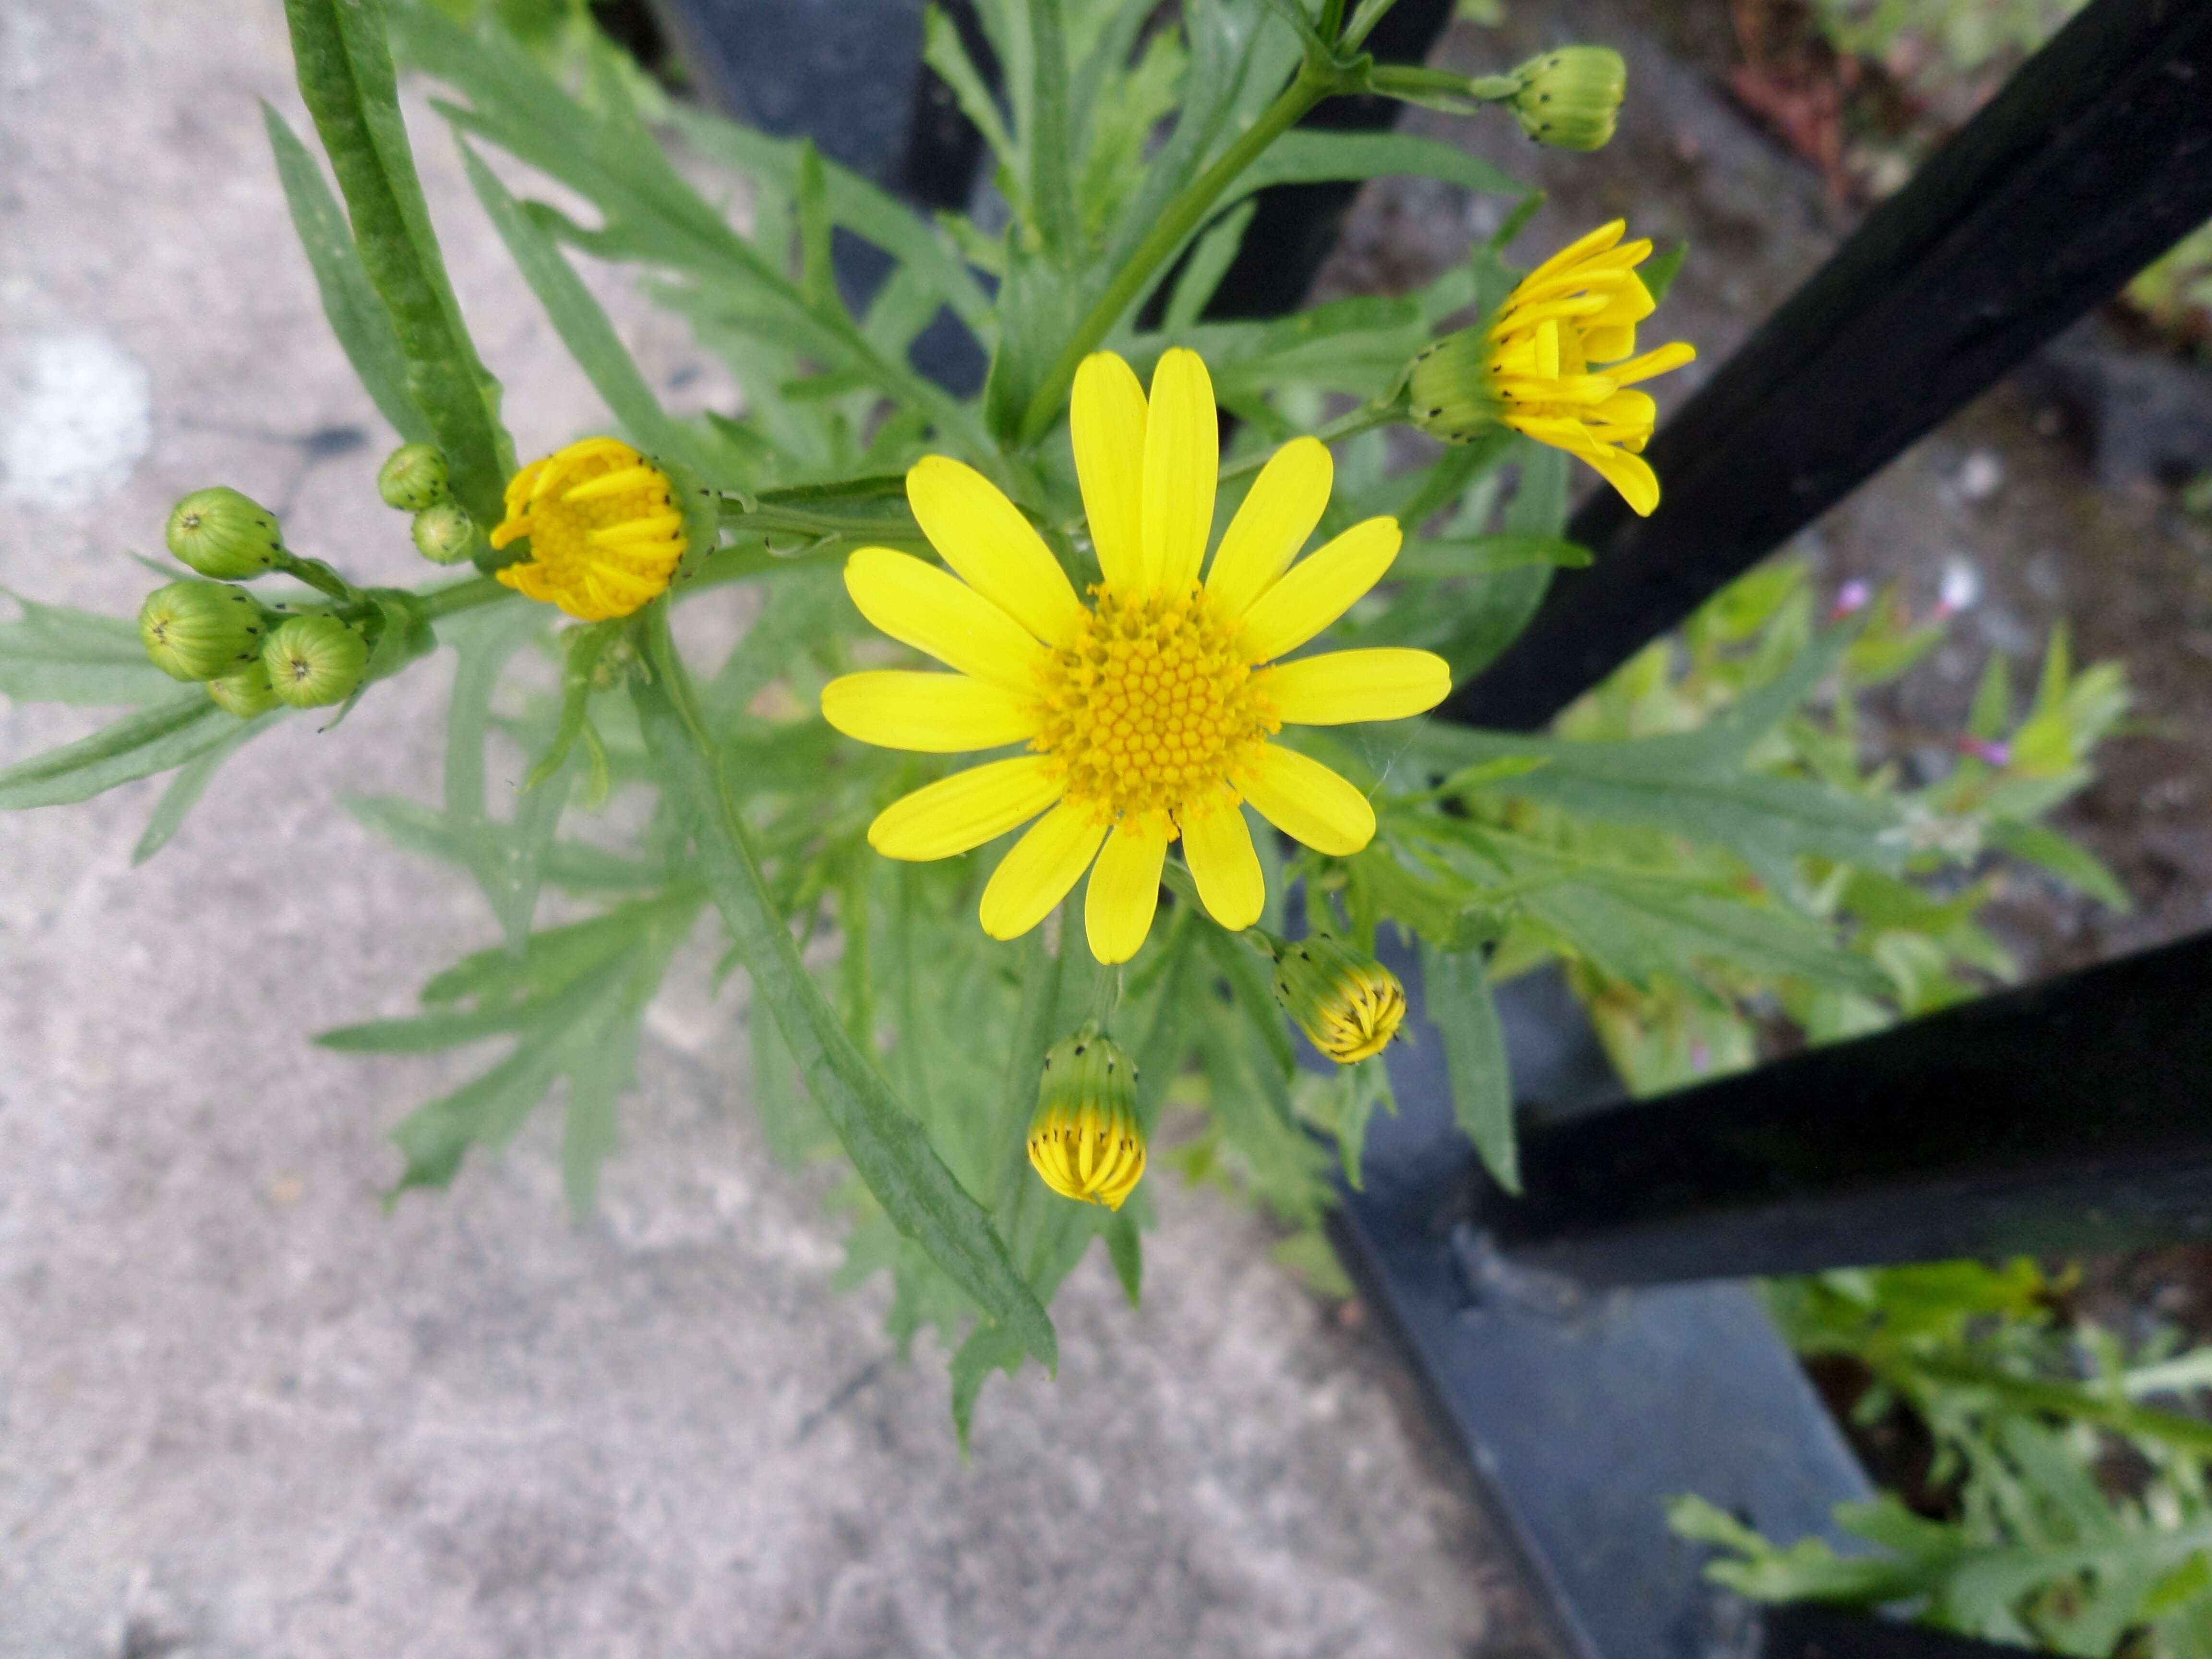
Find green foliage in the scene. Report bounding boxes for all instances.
[1678,1261,2212,1656]
[0,0,2141,1442]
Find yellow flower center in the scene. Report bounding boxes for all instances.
[491,438,686,622]
[1028,582,1279,829]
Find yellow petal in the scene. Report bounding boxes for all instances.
[1578,443,1660,517]
[842,547,1042,693]
[1237,517,1402,663]
[1522,219,1626,288]
[1141,348,1217,590]
[1266,649,1451,725]
[1084,819,1169,963]
[1205,436,1332,619]
[868,756,1063,860]
[1071,352,1148,589]
[822,671,1038,753]
[1182,802,1264,931]
[1236,743,1375,856]
[980,801,1109,940]
[904,455,1083,647]
[1610,341,1697,385]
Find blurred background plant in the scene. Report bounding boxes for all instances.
[1729,0,2211,352]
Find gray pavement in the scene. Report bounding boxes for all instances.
[0,5,1543,1655]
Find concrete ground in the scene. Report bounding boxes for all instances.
[0,5,1548,1656]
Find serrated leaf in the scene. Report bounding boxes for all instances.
[633,607,1055,1371]
[0,592,175,708]
[283,0,512,531]
[263,101,432,444]
[0,693,235,810]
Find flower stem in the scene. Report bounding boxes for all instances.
[1218,399,1403,484]
[1015,63,1347,445]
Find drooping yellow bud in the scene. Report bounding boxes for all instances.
[1026,1020,1146,1211]
[1272,934,1406,1065]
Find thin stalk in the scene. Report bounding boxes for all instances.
[1219,399,1402,484]
[1015,64,1346,445]
[418,573,511,618]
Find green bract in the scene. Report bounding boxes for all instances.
[165,487,284,579]
[409,499,480,563]
[377,441,450,510]
[263,614,368,707]
[1506,47,1625,152]
[139,581,265,680]
[208,660,283,719]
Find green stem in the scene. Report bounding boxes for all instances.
[417,573,512,618]
[273,550,359,603]
[1899,1358,2212,1458]
[1015,65,1345,445]
[1218,399,1402,484]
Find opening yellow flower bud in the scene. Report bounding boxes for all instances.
[491,438,686,621]
[411,499,481,565]
[165,487,283,580]
[1507,47,1626,151]
[263,614,368,708]
[1272,934,1407,1065]
[207,660,281,719]
[1406,219,1695,517]
[377,443,450,513]
[139,580,266,681]
[1026,1020,1146,1210]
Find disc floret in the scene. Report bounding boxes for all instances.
[1031,581,1280,833]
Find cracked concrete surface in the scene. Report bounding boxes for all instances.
[0,5,1543,1656]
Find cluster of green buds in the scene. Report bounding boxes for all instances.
[377,442,480,563]
[1026,1021,1146,1211]
[1270,935,1408,1065]
[142,486,368,713]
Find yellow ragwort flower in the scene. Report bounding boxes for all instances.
[822,349,1451,964]
[490,438,685,621]
[1408,219,1695,516]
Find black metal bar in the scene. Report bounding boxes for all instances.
[1477,931,2212,1287]
[1337,954,1874,1659]
[1195,0,1456,322]
[1442,0,2212,731]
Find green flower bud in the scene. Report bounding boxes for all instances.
[263,614,368,708]
[1507,47,1625,151]
[410,499,481,565]
[166,486,285,579]
[1272,935,1407,1065]
[1026,1020,1146,1210]
[1405,325,1507,445]
[377,443,450,512]
[139,580,266,681]
[207,660,281,719]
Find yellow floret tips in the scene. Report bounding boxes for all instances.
[1026,1022,1146,1211]
[818,347,1454,964]
[490,437,686,621]
[1272,934,1407,1065]
[1407,219,1696,517]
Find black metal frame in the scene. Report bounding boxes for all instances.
[643,1,2212,1652]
